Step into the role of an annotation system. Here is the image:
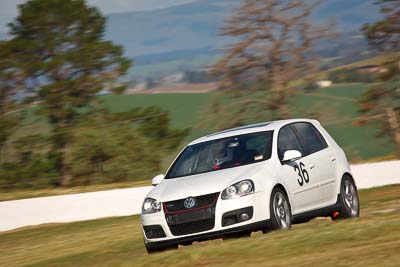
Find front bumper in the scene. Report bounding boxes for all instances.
[141,191,269,246]
[145,219,271,249]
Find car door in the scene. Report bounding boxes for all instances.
[276,124,320,214]
[292,122,336,207]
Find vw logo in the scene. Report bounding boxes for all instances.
[183,197,196,209]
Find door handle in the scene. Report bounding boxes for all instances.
[331,156,336,162]
[309,163,315,169]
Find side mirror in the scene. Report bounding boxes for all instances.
[282,150,302,163]
[152,174,165,186]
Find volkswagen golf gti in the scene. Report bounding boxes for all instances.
[141,119,359,253]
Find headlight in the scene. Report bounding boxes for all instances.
[221,179,254,200]
[142,198,161,214]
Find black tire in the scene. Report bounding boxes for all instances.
[268,187,292,231]
[332,175,360,220]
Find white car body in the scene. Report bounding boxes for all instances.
[141,119,357,251]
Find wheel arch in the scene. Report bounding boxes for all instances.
[337,172,356,194]
[273,183,289,196]
[343,172,355,182]
[271,183,292,210]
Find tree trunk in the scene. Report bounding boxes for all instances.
[271,72,290,119]
[52,124,72,186]
[386,107,400,155]
[60,147,72,186]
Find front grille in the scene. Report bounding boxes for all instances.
[168,218,215,236]
[164,192,219,212]
[164,192,219,236]
[166,208,214,225]
[143,225,166,239]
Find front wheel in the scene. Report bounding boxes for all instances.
[268,188,292,231]
[333,176,360,220]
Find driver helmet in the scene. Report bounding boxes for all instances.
[212,140,234,166]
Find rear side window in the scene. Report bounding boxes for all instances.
[292,122,328,156]
[277,125,303,160]
[246,132,273,160]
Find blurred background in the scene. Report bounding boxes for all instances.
[0,0,399,265]
[0,0,398,195]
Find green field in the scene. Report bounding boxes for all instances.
[1,185,399,266]
[20,83,396,162]
[100,93,214,146]
[295,83,395,160]
[3,82,396,201]
[101,83,395,161]
[100,93,212,130]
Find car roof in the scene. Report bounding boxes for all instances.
[188,118,319,145]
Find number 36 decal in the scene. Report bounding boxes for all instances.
[293,162,310,186]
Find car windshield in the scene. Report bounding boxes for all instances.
[166,131,273,179]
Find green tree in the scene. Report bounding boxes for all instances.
[68,125,158,185]
[107,106,189,150]
[0,41,21,160]
[7,0,131,185]
[359,0,400,155]
[68,107,188,185]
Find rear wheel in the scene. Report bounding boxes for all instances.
[268,188,292,231]
[332,176,360,220]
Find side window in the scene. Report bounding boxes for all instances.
[293,122,328,156]
[245,131,273,160]
[277,125,303,160]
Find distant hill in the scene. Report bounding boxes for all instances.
[106,0,381,59]
[2,1,383,79]
[106,0,242,59]
[133,46,221,66]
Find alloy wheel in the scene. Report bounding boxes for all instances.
[273,192,291,229]
[343,179,359,216]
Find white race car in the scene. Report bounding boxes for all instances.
[141,119,359,253]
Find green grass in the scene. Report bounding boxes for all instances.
[1,184,399,267]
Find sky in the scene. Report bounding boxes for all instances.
[0,0,195,32]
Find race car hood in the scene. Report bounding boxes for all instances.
[146,161,267,202]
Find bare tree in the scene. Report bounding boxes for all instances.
[362,0,400,53]
[210,0,332,126]
[359,0,400,156]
